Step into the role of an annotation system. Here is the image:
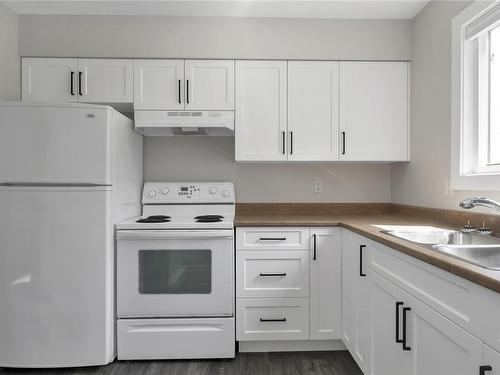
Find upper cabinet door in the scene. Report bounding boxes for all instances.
[235,61,287,161]
[78,59,133,103]
[134,60,184,110]
[340,62,409,161]
[288,61,340,161]
[184,60,234,110]
[22,58,78,102]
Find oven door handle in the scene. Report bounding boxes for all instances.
[116,230,234,240]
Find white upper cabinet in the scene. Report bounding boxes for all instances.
[78,59,133,103]
[309,228,341,340]
[288,61,340,161]
[340,62,409,161]
[235,61,287,161]
[22,58,78,102]
[185,60,234,110]
[22,58,133,104]
[134,59,234,111]
[134,60,184,110]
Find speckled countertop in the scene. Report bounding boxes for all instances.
[235,205,500,294]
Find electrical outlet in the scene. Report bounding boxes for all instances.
[314,179,323,193]
[445,177,454,196]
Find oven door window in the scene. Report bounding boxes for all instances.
[138,250,212,294]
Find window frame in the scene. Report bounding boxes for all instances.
[451,0,500,190]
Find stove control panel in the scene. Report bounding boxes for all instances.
[142,182,235,204]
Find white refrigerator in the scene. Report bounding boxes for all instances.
[0,102,143,368]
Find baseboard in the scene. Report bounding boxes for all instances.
[238,340,346,353]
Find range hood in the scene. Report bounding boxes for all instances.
[134,110,234,136]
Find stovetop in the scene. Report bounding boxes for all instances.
[116,214,235,230]
[116,182,235,230]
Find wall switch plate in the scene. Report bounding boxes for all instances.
[314,179,323,193]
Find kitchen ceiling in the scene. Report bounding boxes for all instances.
[5,0,431,19]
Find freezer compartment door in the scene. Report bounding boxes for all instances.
[0,186,114,367]
[0,104,111,184]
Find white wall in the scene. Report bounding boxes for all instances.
[0,2,19,100]
[17,14,412,202]
[145,137,391,203]
[18,15,411,60]
[390,0,500,213]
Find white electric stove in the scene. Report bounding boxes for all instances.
[115,182,235,360]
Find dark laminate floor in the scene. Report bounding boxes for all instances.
[0,351,362,375]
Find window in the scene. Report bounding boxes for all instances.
[490,26,500,165]
[451,1,500,190]
[476,23,500,172]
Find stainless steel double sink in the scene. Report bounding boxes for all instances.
[380,227,500,270]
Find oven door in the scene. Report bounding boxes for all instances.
[116,229,234,318]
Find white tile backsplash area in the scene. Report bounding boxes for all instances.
[144,137,391,203]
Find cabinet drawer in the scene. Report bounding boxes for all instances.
[236,251,309,298]
[236,227,310,250]
[117,318,234,360]
[236,298,309,341]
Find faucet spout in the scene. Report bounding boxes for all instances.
[459,197,500,212]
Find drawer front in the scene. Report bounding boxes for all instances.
[236,298,309,341]
[236,251,309,298]
[117,318,235,360]
[236,227,310,250]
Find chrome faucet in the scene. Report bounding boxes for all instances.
[459,197,500,212]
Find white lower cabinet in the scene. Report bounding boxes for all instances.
[236,226,500,371]
[342,229,499,375]
[236,250,309,298]
[310,228,341,340]
[483,345,500,375]
[369,270,411,375]
[369,268,483,375]
[235,227,341,345]
[341,230,370,372]
[407,285,483,375]
[236,298,310,341]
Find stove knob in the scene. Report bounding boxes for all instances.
[221,189,230,198]
[161,187,169,195]
[209,186,217,195]
[148,190,157,198]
